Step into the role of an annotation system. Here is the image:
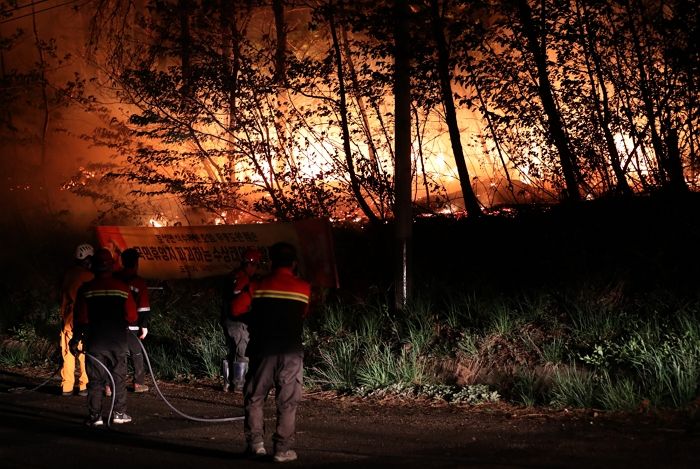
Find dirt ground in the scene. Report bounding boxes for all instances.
[2,366,700,468]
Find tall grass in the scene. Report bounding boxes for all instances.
[513,367,540,407]
[550,365,595,408]
[598,371,640,411]
[3,275,700,411]
[146,343,193,380]
[304,287,700,409]
[0,341,32,367]
[487,302,520,337]
[192,319,227,379]
[403,313,434,356]
[357,343,397,389]
[541,337,566,364]
[309,333,361,390]
[619,325,700,407]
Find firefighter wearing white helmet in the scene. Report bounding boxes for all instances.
[59,243,95,396]
[75,243,94,260]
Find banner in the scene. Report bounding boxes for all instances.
[96,219,338,288]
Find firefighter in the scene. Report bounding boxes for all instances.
[243,242,311,463]
[59,243,94,396]
[70,248,138,427]
[114,248,151,393]
[221,247,262,392]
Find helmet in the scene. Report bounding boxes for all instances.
[93,248,115,272]
[120,248,140,268]
[242,247,262,264]
[75,243,95,260]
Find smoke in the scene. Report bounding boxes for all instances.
[0,1,129,280]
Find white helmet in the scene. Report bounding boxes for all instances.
[75,243,95,260]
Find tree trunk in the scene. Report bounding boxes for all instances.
[340,21,390,218]
[577,1,632,196]
[393,0,413,310]
[221,0,242,182]
[430,0,482,216]
[31,4,53,216]
[514,0,582,201]
[329,4,380,224]
[470,68,516,200]
[178,0,192,98]
[413,107,432,210]
[272,0,290,186]
[623,0,687,192]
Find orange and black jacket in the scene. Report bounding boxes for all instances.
[74,275,138,352]
[246,267,311,356]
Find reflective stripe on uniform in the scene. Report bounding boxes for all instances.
[83,290,129,299]
[252,289,309,304]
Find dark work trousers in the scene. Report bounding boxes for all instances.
[85,347,128,416]
[224,319,249,363]
[127,329,146,385]
[244,352,303,452]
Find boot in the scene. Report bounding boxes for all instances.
[222,358,230,392]
[233,361,248,392]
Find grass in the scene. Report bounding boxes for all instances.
[191,319,227,379]
[146,343,193,380]
[619,326,700,407]
[0,341,32,367]
[598,371,640,411]
[513,367,541,407]
[550,365,595,408]
[487,302,520,337]
[541,337,566,364]
[309,333,361,390]
[2,276,700,411]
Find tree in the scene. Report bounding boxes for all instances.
[427,0,482,216]
[57,0,700,226]
[510,0,582,201]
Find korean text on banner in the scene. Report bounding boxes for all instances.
[95,219,338,288]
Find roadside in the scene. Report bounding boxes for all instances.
[2,366,699,468]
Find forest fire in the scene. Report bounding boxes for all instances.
[1,0,697,230]
[2,7,700,461]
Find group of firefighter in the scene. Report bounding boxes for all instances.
[59,240,311,463]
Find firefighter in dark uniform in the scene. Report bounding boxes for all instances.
[114,248,152,393]
[221,247,261,393]
[71,248,138,427]
[243,242,311,463]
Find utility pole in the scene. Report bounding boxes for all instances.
[393,0,412,311]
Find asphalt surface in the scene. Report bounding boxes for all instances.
[2,368,700,468]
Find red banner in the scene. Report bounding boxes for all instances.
[96,219,338,288]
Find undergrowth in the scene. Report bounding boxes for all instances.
[2,278,700,410]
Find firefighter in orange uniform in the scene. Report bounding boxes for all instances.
[243,242,311,463]
[59,243,94,396]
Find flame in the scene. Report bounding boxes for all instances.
[214,211,227,225]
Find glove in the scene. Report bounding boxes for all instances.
[139,327,148,340]
[68,338,81,356]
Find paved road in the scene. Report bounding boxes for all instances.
[2,369,700,468]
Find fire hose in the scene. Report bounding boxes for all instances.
[131,331,244,423]
[9,331,244,426]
